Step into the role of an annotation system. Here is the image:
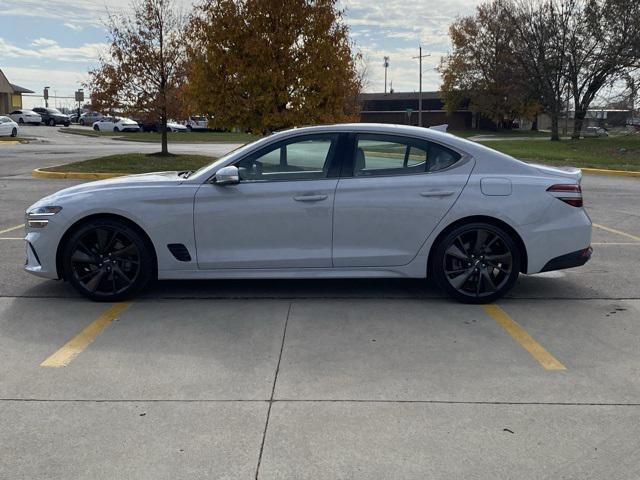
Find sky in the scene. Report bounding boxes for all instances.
[0,0,482,110]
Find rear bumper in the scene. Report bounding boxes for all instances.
[540,247,592,272]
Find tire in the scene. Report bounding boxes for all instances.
[64,122,70,127]
[432,222,520,304]
[62,218,154,301]
[18,118,24,124]
[48,119,55,126]
[186,125,192,132]
[79,119,85,126]
[93,125,100,131]
[10,128,17,138]
[114,127,119,132]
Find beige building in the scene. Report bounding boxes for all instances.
[0,68,33,115]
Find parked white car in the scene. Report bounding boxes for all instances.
[0,116,18,137]
[186,115,208,131]
[583,127,608,137]
[8,109,41,125]
[24,123,592,302]
[79,111,103,126]
[167,121,188,132]
[92,117,140,132]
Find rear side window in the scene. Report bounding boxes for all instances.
[353,134,461,176]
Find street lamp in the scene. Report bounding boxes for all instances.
[383,56,390,95]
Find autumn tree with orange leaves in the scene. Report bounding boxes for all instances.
[88,0,185,154]
[185,0,363,133]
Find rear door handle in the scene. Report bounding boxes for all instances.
[293,194,328,202]
[420,190,455,198]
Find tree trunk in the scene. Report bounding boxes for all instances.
[572,109,586,139]
[531,117,538,131]
[160,109,168,155]
[550,113,560,141]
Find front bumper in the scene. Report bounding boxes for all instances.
[540,247,593,272]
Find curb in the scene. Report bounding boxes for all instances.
[32,168,128,180]
[581,167,640,178]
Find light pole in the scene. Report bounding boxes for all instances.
[383,56,390,95]
[413,46,430,127]
[44,86,50,108]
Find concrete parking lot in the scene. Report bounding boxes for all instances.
[1,129,640,479]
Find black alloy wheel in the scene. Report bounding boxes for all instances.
[433,223,520,303]
[63,219,154,301]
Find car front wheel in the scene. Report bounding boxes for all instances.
[93,125,100,131]
[432,222,520,304]
[10,128,17,137]
[114,127,119,132]
[18,118,24,124]
[62,218,154,301]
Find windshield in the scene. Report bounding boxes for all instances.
[47,108,63,114]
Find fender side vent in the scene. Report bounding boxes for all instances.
[167,243,192,262]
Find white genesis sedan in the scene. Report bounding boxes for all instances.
[24,124,592,303]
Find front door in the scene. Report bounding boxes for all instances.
[332,133,474,267]
[194,133,342,269]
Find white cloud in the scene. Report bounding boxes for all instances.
[63,22,83,31]
[31,38,58,47]
[0,37,107,63]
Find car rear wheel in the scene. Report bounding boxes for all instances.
[93,125,100,131]
[79,119,85,125]
[48,119,55,126]
[114,127,119,132]
[10,128,17,137]
[432,222,520,304]
[18,118,24,124]
[62,219,154,301]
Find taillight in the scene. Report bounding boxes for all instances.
[547,184,583,207]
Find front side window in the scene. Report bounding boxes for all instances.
[353,134,461,176]
[235,135,337,182]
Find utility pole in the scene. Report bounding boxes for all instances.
[413,46,430,127]
[383,56,390,95]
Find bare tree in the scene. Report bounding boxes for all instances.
[510,0,578,140]
[566,0,640,138]
[89,0,185,155]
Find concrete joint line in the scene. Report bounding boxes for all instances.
[255,302,292,480]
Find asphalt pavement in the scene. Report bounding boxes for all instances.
[1,127,639,479]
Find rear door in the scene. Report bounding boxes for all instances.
[332,133,474,267]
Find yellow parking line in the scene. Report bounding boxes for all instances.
[41,301,132,368]
[593,223,640,242]
[482,304,566,371]
[0,224,23,235]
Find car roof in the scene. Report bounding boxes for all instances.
[269,123,484,154]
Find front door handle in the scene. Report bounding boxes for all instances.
[420,190,455,198]
[293,194,328,202]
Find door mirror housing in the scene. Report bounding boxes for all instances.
[214,165,240,185]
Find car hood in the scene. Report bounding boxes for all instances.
[29,171,183,208]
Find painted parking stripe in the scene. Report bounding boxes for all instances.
[482,304,566,371]
[593,223,640,242]
[0,237,23,240]
[40,301,132,368]
[592,242,640,246]
[0,224,23,235]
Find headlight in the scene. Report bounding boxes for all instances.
[26,206,62,228]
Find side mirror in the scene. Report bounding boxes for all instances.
[214,165,240,185]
